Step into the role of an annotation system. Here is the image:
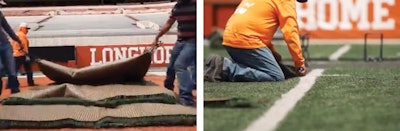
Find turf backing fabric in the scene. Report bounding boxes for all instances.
[0,103,196,129]
[1,84,177,108]
[204,97,253,108]
[36,52,151,85]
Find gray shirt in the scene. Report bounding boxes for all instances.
[0,11,21,43]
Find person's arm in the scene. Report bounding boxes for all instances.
[152,13,176,46]
[0,12,22,45]
[275,1,306,76]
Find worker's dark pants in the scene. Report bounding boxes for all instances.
[15,56,34,85]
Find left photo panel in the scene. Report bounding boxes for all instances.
[0,0,196,130]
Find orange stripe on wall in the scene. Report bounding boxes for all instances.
[204,4,213,37]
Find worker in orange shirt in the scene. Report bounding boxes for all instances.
[205,0,308,82]
[11,22,35,86]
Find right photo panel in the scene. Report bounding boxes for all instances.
[203,0,400,131]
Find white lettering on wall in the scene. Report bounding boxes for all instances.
[339,0,370,30]
[164,46,173,63]
[114,47,127,61]
[127,47,139,58]
[89,45,174,66]
[153,48,164,64]
[297,0,395,31]
[297,0,317,30]
[90,48,101,66]
[102,48,113,63]
[317,0,339,30]
[372,0,395,30]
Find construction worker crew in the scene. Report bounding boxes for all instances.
[151,0,196,106]
[0,1,24,95]
[11,22,36,86]
[205,0,308,82]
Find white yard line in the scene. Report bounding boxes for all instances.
[18,75,46,78]
[245,69,325,131]
[146,71,166,76]
[329,45,351,61]
[12,71,166,79]
[321,74,351,77]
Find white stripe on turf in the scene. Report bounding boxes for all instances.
[15,71,167,78]
[146,71,166,76]
[321,74,351,77]
[18,75,46,78]
[245,69,325,131]
[329,45,351,61]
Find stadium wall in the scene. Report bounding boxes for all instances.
[204,0,400,39]
[27,35,177,71]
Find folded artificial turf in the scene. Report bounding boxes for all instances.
[37,52,151,85]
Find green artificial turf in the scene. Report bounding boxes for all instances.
[340,45,400,61]
[204,79,299,131]
[277,67,400,131]
[204,43,400,131]
[274,44,343,61]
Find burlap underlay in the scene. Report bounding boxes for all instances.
[0,103,196,128]
[2,84,177,107]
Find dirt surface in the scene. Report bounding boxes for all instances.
[0,75,196,131]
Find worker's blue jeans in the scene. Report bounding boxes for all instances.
[0,41,20,95]
[174,38,196,105]
[223,46,285,82]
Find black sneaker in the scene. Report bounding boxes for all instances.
[164,80,174,91]
[11,89,20,94]
[28,83,38,86]
[180,100,194,107]
[204,55,224,82]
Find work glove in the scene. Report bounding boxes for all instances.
[295,65,307,76]
[18,47,25,52]
[17,40,25,52]
[25,55,31,62]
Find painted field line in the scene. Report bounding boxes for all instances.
[14,71,166,79]
[18,75,46,78]
[329,45,351,61]
[146,71,166,76]
[245,69,325,131]
[321,74,351,77]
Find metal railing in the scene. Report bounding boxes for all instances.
[364,32,384,62]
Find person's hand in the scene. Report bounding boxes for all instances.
[295,65,307,76]
[25,55,31,62]
[151,38,160,47]
[18,47,25,52]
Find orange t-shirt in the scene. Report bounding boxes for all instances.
[11,27,29,57]
[222,0,305,67]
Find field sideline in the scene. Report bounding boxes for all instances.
[204,44,400,131]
